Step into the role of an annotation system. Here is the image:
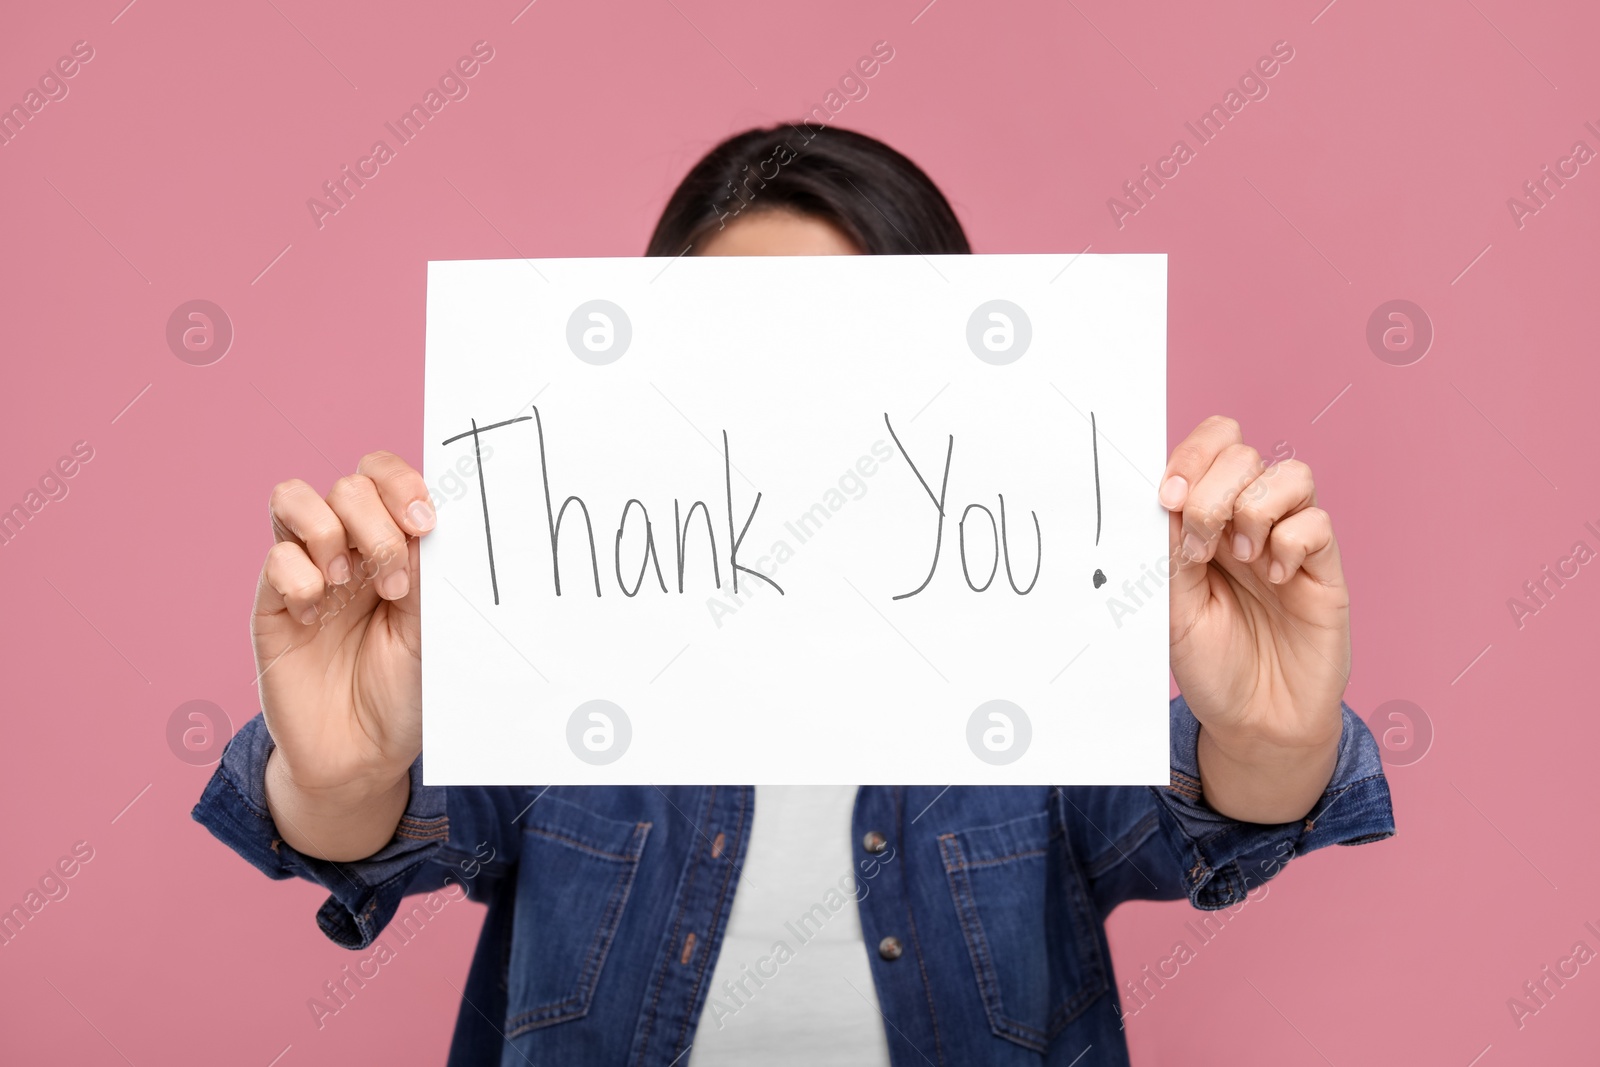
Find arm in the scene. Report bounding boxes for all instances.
[1195,716,1338,825]
[194,712,529,949]
[265,746,412,863]
[1066,695,1393,918]
[248,449,432,862]
[1159,417,1351,824]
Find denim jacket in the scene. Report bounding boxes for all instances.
[192,696,1393,1066]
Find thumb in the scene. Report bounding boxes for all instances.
[1167,508,1210,634]
[386,536,423,648]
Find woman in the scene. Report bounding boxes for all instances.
[195,125,1394,1066]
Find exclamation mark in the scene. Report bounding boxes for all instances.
[1091,411,1106,589]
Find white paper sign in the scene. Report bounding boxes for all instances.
[422,254,1167,785]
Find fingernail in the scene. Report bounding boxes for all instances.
[299,605,319,626]
[381,570,410,600]
[328,554,351,585]
[1232,533,1251,561]
[1159,476,1188,510]
[1269,561,1286,584]
[407,500,436,533]
[1182,530,1206,561]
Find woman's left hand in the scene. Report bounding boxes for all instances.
[1162,416,1349,823]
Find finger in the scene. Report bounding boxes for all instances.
[356,450,436,537]
[326,474,412,601]
[1179,442,1262,564]
[1265,507,1339,585]
[1159,415,1243,512]
[259,541,327,626]
[270,478,353,586]
[1228,459,1315,563]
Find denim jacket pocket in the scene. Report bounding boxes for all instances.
[504,796,652,1038]
[939,809,1109,1052]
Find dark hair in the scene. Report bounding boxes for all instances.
[646,124,970,256]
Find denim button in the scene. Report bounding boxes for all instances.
[862,831,888,854]
[878,936,903,961]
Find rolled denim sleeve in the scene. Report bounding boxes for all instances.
[1067,695,1395,915]
[191,713,525,950]
[1153,694,1395,909]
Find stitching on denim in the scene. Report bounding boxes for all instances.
[940,831,1051,1050]
[395,827,451,843]
[1181,771,1394,860]
[672,785,751,1059]
[1085,809,1160,879]
[522,825,647,862]
[314,863,424,947]
[212,766,275,824]
[941,846,1048,870]
[506,1002,586,1035]
[636,787,715,1065]
[900,787,948,1066]
[940,808,1112,1050]
[505,820,651,1037]
[1166,773,1203,801]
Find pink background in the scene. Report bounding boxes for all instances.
[2,0,1596,1063]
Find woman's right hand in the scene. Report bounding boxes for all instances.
[253,451,436,857]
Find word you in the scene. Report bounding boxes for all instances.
[709,439,895,627]
[307,41,496,230]
[1506,520,1599,629]
[1,440,95,548]
[712,41,895,232]
[1108,40,1296,229]
[307,881,465,1029]
[1507,121,1600,229]
[1506,920,1600,1030]
[890,408,1108,598]
[0,40,94,149]
[0,841,95,948]
[705,843,897,1030]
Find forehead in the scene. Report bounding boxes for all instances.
[696,210,861,257]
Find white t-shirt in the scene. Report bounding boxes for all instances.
[689,785,892,1065]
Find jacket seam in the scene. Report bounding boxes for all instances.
[634,787,715,1066]
[1084,808,1161,880]
[901,787,948,1066]
[671,786,750,1058]
[522,825,648,862]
